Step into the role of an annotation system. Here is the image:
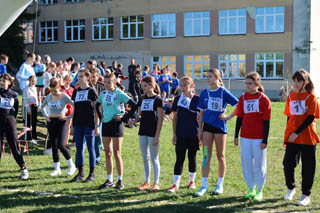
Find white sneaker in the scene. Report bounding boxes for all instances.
[50,168,62,177]
[43,148,52,155]
[213,184,223,195]
[284,188,296,201]
[297,195,310,206]
[67,164,76,176]
[21,169,29,180]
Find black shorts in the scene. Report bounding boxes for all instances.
[36,85,44,88]
[203,122,226,134]
[176,136,200,150]
[102,119,124,137]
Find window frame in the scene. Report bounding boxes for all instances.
[120,15,144,39]
[23,22,34,44]
[184,11,210,37]
[255,52,284,79]
[92,17,114,41]
[151,56,176,73]
[64,0,84,3]
[219,8,246,35]
[219,54,246,79]
[151,13,176,38]
[39,21,59,43]
[64,19,85,42]
[255,6,285,34]
[184,55,210,79]
[39,0,57,5]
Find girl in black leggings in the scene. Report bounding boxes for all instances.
[0,74,29,180]
[41,78,76,177]
[167,76,200,193]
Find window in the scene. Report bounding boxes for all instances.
[152,56,176,73]
[184,55,210,79]
[39,21,58,43]
[39,0,57,5]
[65,0,84,3]
[255,53,284,78]
[23,22,33,44]
[92,18,113,40]
[256,6,284,33]
[64,20,85,42]
[219,9,246,35]
[152,13,176,38]
[121,16,144,39]
[219,54,246,78]
[184,11,210,36]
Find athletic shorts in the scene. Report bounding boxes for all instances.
[102,119,123,137]
[203,122,226,134]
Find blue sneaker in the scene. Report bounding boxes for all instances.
[212,184,223,195]
[195,187,208,197]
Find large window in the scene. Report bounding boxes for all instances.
[184,11,210,36]
[39,21,58,43]
[64,20,85,42]
[152,56,176,73]
[152,13,176,38]
[256,6,284,33]
[92,18,113,40]
[23,22,33,44]
[255,53,284,78]
[65,0,84,3]
[121,16,144,39]
[184,55,210,79]
[219,54,246,78]
[39,0,57,5]
[219,9,246,35]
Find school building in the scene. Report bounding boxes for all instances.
[24,0,320,99]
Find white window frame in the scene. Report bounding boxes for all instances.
[184,55,210,79]
[121,15,144,39]
[151,56,176,72]
[255,53,284,79]
[65,0,84,3]
[219,54,246,79]
[184,11,210,37]
[64,19,85,42]
[219,9,246,35]
[152,13,176,38]
[39,21,58,43]
[23,22,33,44]
[39,0,57,5]
[256,6,285,33]
[92,18,114,41]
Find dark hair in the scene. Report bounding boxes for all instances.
[71,62,80,71]
[245,72,264,93]
[292,68,314,93]
[49,77,60,90]
[28,75,37,81]
[112,60,117,66]
[172,72,178,77]
[135,70,141,75]
[142,76,160,95]
[66,57,74,62]
[1,73,15,88]
[89,68,100,75]
[117,63,123,69]
[78,68,92,86]
[26,51,35,59]
[100,61,107,69]
[143,65,149,71]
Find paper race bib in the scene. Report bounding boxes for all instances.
[244,99,260,113]
[290,100,306,115]
[75,90,89,102]
[0,97,14,109]
[177,95,191,110]
[208,97,223,111]
[141,99,155,111]
[48,100,62,110]
[104,92,116,105]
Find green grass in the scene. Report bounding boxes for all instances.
[1,101,320,212]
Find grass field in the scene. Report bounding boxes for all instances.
[1,101,320,212]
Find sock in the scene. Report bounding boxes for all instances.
[67,158,73,166]
[117,175,122,181]
[189,172,196,183]
[201,177,208,188]
[54,162,60,170]
[173,175,181,186]
[89,166,95,175]
[217,177,224,186]
[107,175,113,182]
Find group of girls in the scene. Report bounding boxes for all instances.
[0,58,318,206]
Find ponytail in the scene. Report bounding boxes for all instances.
[154,84,160,95]
[245,72,264,93]
[208,68,224,87]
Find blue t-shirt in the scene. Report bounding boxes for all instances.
[151,73,159,83]
[142,72,149,78]
[0,64,7,74]
[158,74,171,92]
[172,78,180,89]
[198,87,238,133]
[172,95,200,137]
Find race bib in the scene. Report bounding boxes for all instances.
[48,100,62,110]
[290,100,306,115]
[0,97,14,109]
[177,95,191,110]
[75,90,89,102]
[141,99,155,111]
[104,92,116,105]
[244,99,260,113]
[119,103,125,113]
[207,97,223,112]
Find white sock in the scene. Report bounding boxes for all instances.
[117,175,122,181]
[54,162,60,170]
[189,172,196,183]
[67,158,73,166]
[107,175,113,182]
[217,177,224,186]
[201,177,208,188]
[173,175,181,186]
